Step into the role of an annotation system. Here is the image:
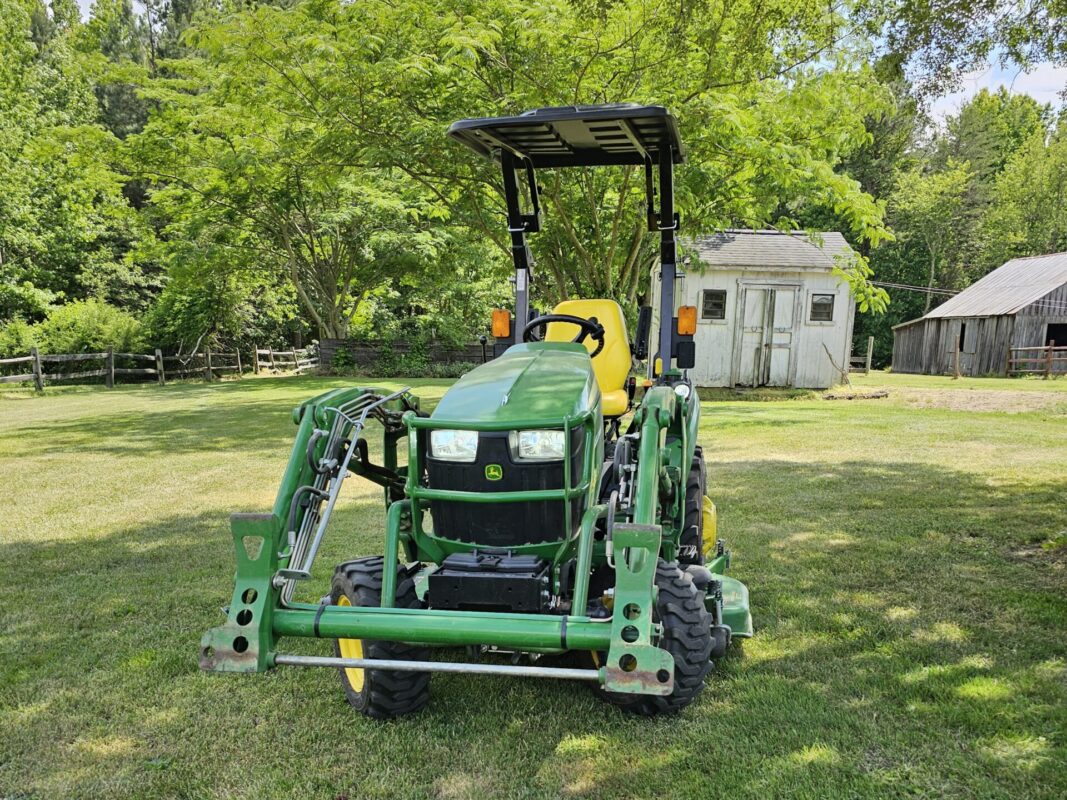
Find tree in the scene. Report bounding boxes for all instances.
[891,160,972,311]
[200,0,892,313]
[0,0,151,318]
[937,88,1050,181]
[131,17,457,340]
[871,0,1067,97]
[980,126,1067,266]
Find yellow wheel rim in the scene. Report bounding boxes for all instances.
[335,596,365,692]
[701,496,718,558]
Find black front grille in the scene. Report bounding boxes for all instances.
[426,429,584,547]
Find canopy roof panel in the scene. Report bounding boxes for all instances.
[447,104,684,167]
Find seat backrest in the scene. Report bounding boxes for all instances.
[544,299,631,396]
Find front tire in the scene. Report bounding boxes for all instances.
[679,447,706,565]
[594,560,713,715]
[330,556,431,719]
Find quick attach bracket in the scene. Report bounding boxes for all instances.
[602,522,675,695]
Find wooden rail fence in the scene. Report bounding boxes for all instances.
[848,336,875,375]
[0,347,250,390]
[1007,342,1067,378]
[253,346,319,374]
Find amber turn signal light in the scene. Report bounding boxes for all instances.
[491,309,512,338]
[677,305,697,335]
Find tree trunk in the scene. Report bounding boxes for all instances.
[924,250,938,313]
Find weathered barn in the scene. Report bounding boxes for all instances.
[650,229,857,388]
[892,252,1067,376]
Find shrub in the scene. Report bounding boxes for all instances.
[34,300,145,354]
[423,361,480,379]
[0,318,38,358]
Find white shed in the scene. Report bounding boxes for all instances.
[650,230,856,389]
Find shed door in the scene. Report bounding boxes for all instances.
[736,287,795,387]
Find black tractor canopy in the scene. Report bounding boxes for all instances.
[447,103,685,167]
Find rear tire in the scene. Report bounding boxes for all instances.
[594,560,713,715]
[330,556,431,719]
[679,446,706,565]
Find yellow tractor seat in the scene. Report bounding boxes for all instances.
[544,299,632,417]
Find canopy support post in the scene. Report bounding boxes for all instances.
[501,151,540,344]
[654,146,678,380]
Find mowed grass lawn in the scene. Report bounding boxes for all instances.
[1,371,1065,799]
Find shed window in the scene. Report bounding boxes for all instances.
[810,294,834,322]
[701,289,727,320]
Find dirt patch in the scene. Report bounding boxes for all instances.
[892,388,1067,413]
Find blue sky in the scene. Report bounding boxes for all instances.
[74,0,1064,118]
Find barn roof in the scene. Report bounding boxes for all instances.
[924,252,1067,318]
[686,229,854,270]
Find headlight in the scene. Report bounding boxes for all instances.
[510,429,566,461]
[430,429,478,462]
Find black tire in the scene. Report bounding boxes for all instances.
[679,446,706,565]
[595,560,713,715]
[330,556,431,719]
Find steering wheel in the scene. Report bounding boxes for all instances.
[522,314,606,358]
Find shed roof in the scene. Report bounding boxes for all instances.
[686,229,854,270]
[924,252,1067,318]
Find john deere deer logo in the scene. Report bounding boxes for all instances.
[485,464,503,481]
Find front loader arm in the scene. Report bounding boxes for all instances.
[602,386,678,695]
[200,387,410,673]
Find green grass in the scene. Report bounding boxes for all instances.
[2,373,1065,799]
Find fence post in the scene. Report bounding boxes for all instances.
[253,343,259,374]
[31,347,43,392]
[235,349,243,377]
[864,336,874,375]
[204,349,213,382]
[155,349,166,386]
[1005,345,1013,376]
[1048,340,1056,379]
[953,347,961,380]
[105,347,115,388]
[293,349,300,372]
[268,347,276,371]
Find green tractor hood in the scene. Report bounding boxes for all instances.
[431,343,601,425]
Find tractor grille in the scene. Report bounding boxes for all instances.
[426,430,584,548]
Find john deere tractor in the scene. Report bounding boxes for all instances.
[200,105,752,717]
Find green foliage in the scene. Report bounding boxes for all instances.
[877,1,1067,97]
[832,254,889,314]
[980,126,1067,266]
[33,298,144,353]
[0,0,154,318]
[143,264,297,354]
[0,280,55,321]
[189,0,892,311]
[0,316,38,357]
[1,0,1064,367]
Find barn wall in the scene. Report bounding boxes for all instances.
[893,315,1016,375]
[1015,284,1067,347]
[891,320,926,373]
[652,265,854,388]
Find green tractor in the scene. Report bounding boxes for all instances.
[200,105,752,717]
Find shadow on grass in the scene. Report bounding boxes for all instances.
[1,459,1065,799]
[0,376,447,457]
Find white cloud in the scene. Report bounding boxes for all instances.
[930,61,1067,121]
